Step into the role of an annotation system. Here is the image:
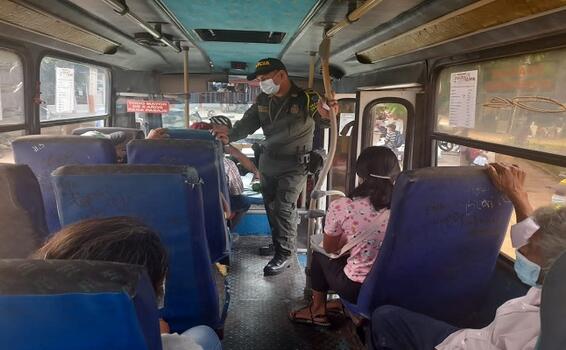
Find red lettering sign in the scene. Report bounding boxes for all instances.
[126,100,170,113]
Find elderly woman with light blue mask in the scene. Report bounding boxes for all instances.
[367,162,566,350]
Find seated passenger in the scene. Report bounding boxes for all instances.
[32,216,222,350]
[79,130,128,163]
[368,162,566,350]
[289,146,400,327]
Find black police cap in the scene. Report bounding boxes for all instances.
[247,58,287,81]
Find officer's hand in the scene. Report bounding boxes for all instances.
[147,128,169,139]
[211,124,230,145]
[317,96,339,119]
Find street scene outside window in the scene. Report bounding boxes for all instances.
[370,103,407,169]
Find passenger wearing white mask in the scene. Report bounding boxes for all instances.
[368,162,566,350]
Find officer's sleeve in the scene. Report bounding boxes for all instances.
[306,90,331,128]
[228,103,261,142]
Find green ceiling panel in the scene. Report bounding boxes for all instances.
[162,0,318,73]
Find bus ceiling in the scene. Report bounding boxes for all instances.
[1,0,566,78]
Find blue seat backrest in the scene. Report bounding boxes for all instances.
[51,164,220,333]
[12,135,117,233]
[166,128,230,204]
[127,138,230,263]
[348,166,513,325]
[0,164,47,256]
[0,259,161,350]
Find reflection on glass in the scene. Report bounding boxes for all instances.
[370,103,407,169]
[40,57,110,121]
[436,142,566,258]
[435,48,566,157]
[331,99,357,196]
[0,130,25,163]
[0,50,24,126]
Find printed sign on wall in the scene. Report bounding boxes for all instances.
[126,100,170,113]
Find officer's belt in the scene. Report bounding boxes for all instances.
[264,148,311,163]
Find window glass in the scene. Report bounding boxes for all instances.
[160,94,259,157]
[0,130,25,163]
[435,49,566,156]
[41,120,103,136]
[368,103,407,168]
[40,57,109,122]
[436,142,566,258]
[331,99,356,197]
[0,50,24,126]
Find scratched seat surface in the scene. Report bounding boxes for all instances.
[12,135,117,233]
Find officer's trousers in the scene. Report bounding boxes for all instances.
[260,166,307,258]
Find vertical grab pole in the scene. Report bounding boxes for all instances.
[300,52,317,210]
[305,37,338,297]
[183,46,190,128]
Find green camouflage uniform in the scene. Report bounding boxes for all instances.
[229,82,329,258]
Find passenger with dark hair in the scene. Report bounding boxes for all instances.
[368,163,566,350]
[289,146,400,327]
[33,216,222,350]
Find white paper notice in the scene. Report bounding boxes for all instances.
[339,113,355,136]
[56,67,75,113]
[449,70,478,128]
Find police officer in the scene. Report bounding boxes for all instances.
[212,58,338,276]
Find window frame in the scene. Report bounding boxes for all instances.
[38,53,112,130]
[429,36,566,169]
[0,46,28,134]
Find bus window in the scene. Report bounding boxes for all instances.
[436,142,566,258]
[0,50,24,126]
[0,130,25,163]
[40,57,110,122]
[41,120,104,136]
[161,92,259,157]
[435,48,566,157]
[368,103,407,168]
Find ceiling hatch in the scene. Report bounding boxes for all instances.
[195,29,286,44]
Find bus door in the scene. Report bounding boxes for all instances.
[325,95,356,202]
[352,84,423,189]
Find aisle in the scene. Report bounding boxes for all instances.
[222,236,364,350]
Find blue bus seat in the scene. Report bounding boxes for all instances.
[539,252,566,350]
[128,139,230,263]
[0,164,47,257]
[51,164,221,333]
[165,128,230,204]
[72,126,146,140]
[12,135,117,233]
[0,259,161,350]
[343,167,513,326]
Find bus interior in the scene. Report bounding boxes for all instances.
[0,0,565,349]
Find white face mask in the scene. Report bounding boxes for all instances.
[510,217,539,249]
[259,78,280,95]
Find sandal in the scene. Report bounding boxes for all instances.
[326,299,345,316]
[289,304,331,327]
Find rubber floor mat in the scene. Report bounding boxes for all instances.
[222,236,364,350]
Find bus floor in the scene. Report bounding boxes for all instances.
[222,236,364,350]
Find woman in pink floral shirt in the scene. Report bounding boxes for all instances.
[290,146,400,327]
